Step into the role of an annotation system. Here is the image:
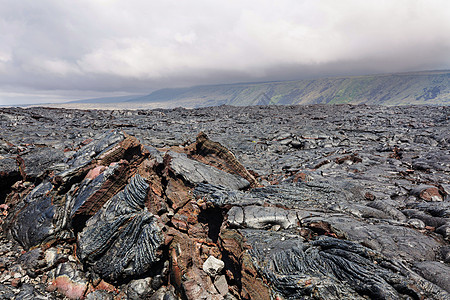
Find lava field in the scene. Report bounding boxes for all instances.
[0,104,449,299]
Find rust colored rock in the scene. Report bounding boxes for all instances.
[164,175,193,210]
[47,262,88,300]
[80,138,94,146]
[388,145,403,159]
[292,172,307,183]
[95,134,149,167]
[169,232,222,300]
[186,132,259,187]
[410,185,443,201]
[3,180,34,208]
[306,220,335,236]
[71,161,130,219]
[171,201,202,233]
[219,229,271,300]
[364,192,376,201]
[137,159,167,215]
[84,165,106,180]
[219,229,248,268]
[85,279,118,295]
[11,277,21,287]
[335,153,362,164]
[313,159,330,169]
[241,252,271,300]
[48,276,87,299]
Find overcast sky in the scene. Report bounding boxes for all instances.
[1,0,449,105]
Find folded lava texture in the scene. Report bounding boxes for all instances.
[0,105,449,299]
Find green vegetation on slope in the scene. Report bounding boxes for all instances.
[129,70,450,107]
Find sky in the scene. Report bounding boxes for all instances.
[1,0,450,105]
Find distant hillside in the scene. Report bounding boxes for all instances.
[126,70,449,107]
[69,95,145,104]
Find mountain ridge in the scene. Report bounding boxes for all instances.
[66,70,450,107]
[129,70,450,106]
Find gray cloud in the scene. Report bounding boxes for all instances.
[1,0,450,104]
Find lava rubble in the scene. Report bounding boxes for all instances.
[0,104,449,299]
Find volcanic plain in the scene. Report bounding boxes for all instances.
[0,104,449,299]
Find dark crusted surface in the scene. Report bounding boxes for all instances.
[0,104,449,299]
[77,174,164,281]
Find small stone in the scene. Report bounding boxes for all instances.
[436,224,450,239]
[2,274,11,282]
[440,247,450,264]
[151,275,163,290]
[127,277,153,299]
[11,277,21,287]
[18,248,44,271]
[410,185,443,202]
[149,286,167,300]
[364,192,376,201]
[44,248,58,267]
[47,262,88,299]
[407,218,425,229]
[22,275,30,284]
[290,140,303,149]
[279,138,292,145]
[271,224,281,231]
[214,275,228,296]
[202,256,225,277]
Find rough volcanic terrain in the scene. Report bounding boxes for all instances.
[0,104,449,299]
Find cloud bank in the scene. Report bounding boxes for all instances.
[1,0,449,104]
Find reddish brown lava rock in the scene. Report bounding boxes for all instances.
[136,159,167,215]
[335,153,362,164]
[169,231,223,299]
[292,172,308,183]
[47,274,88,300]
[389,146,403,159]
[85,279,119,297]
[164,175,193,210]
[241,252,271,300]
[10,277,21,288]
[365,192,376,201]
[3,181,34,208]
[95,134,149,167]
[184,132,259,188]
[72,162,130,219]
[307,221,335,236]
[411,185,443,201]
[171,201,202,233]
[219,229,271,300]
[84,165,106,180]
